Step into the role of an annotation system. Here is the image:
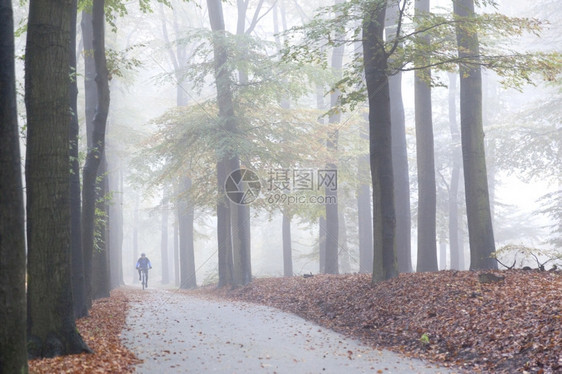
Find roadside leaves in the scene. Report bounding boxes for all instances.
[201,270,561,373]
[29,288,142,374]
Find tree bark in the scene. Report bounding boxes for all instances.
[81,10,96,149]
[363,0,398,283]
[318,216,326,273]
[161,192,170,284]
[357,147,373,273]
[132,198,139,283]
[439,238,447,270]
[316,87,327,274]
[25,0,91,357]
[338,208,350,273]
[174,215,180,286]
[234,0,258,286]
[208,0,243,287]
[92,157,110,300]
[108,153,124,289]
[69,0,87,319]
[282,212,293,277]
[324,15,344,274]
[386,0,412,274]
[216,160,234,287]
[0,0,28,370]
[81,0,111,307]
[81,8,95,308]
[415,0,438,272]
[453,0,497,270]
[178,177,197,289]
[447,72,462,270]
[324,0,345,275]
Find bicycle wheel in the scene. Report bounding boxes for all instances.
[141,270,147,290]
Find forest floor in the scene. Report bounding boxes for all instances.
[28,270,560,373]
[28,288,142,373]
[196,270,561,374]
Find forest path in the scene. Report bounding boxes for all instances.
[121,288,455,374]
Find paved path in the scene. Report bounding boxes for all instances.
[121,289,456,373]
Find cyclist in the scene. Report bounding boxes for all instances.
[136,253,152,285]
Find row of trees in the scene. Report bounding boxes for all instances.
[1,0,559,371]
[1,0,131,370]
[136,0,559,287]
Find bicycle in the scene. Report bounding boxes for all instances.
[140,268,149,289]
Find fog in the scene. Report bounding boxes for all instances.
[13,0,561,286]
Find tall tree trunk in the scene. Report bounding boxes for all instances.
[316,87,327,274]
[174,206,180,286]
[415,0,438,272]
[216,161,234,287]
[208,0,242,287]
[386,0,412,273]
[338,208,350,273]
[82,10,96,150]
[25,0,91,357]
[234,0,257,286]
[69,0,87,319]
[178,177,197,288]
[81,0,110,307]
[0,0,28,369]
[159,6,196,287]
[318,216,326,273]
[453,0,497,270]
[80,7,96,308]
[282,212,293,277]
[132,198,139,284]
[325,0,344,275]
[448,72,462,270]
[363,0,398,283]
[92,157,110,299]
[108,155,124,289]
[482,74,496,220]
[357,149,373,273]
[161,192,170,284]
[458,211,466,270]
[439,237,447,270]
[229,163,248,286]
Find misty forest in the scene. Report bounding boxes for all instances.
[0,0,560,373]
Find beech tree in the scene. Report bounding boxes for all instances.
[447,72,463,270]
[414,0,438,272]
[25,0,91,357]
[386,1,411,273]
[362,0,399,281]
[324,0,345,275]
[0,0,28,370]
[281,0,559,279]
[206,0,240,286]
[82,0,111,305]
[158,2,198,288]
[69,0,88,318]
[453,0,496,270]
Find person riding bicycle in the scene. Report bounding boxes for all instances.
[136,253,152,283]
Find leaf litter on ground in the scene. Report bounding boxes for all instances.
[28,270,560,374]
[194,270,561,374]
[29,288,142,374]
